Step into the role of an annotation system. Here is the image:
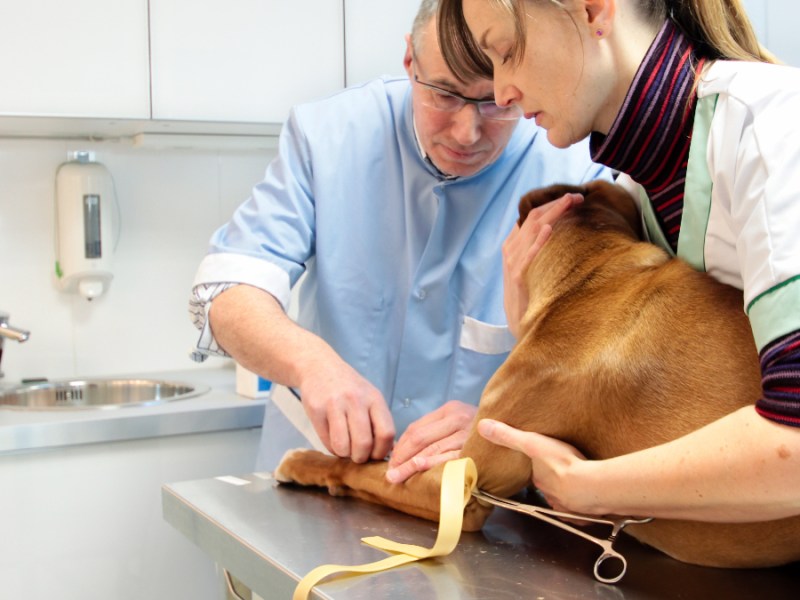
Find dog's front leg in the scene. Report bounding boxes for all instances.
[275,449,453,524]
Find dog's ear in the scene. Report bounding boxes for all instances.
[517,184,586,226]
[582,180,643,239]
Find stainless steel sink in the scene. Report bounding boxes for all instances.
[0,378,210,410]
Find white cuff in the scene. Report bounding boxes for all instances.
[192,252,292,311]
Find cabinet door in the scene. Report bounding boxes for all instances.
[0,0,150,119]
[150,0,345,123]
[743,0,800,67]
[763,0,800,67]
[344,0,419,86]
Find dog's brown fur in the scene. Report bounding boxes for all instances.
[275,180,800,569]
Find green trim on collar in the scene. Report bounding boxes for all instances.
[677,94,718,272]
[636,94,718,264]
[638,186,675,256]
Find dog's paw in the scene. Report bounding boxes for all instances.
[273,448,310,483]
[274,448,346,494]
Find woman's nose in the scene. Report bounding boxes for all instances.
[495,78,522,111]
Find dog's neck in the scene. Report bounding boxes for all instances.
[520,202,668,336]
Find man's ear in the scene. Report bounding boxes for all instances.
[403,33,414,79]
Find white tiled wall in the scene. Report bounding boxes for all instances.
[0,137,276,382]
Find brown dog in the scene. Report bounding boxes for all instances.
[275,180,800,568]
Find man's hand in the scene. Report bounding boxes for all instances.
[208,284,395,464]
[299,361,396,464]
[503,193,583,338]
[385,400,477,484]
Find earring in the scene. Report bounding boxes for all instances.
[596,29,603,37]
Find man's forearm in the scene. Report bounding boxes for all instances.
[210,283,396,461]
[208,284,338,389]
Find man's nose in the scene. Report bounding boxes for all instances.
[450,104,482,146]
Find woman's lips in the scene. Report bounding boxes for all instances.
[525,112,544,127]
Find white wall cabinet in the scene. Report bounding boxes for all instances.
[0,0,410,128]
[0,0,150,119]
[343,0,420,86]
[764,0,800,67]
[149,0,345,123]
[742,0,800,67]
[1,0,799,128]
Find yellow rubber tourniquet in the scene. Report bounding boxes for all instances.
[292,457,478,600]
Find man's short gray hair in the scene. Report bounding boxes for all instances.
[410,0,439,55]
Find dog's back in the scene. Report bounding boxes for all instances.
[506,181,762,450]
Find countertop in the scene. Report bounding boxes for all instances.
[162,471,800,600]
[0,365,265,453]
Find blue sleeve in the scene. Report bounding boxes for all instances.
[207,108,317,289]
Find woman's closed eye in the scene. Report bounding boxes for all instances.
[494,44,514,66]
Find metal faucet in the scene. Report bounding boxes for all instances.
[0,312,30,378]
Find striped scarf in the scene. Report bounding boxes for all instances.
[758,331,800,427]
[590,19,703,253]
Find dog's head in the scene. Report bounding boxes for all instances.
[517,180,642,241]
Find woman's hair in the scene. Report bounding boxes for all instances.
[437,0,777,82]
[662,0,777,63]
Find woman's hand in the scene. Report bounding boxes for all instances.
[503,193,583,338]
[478,418,590,513]
[385,400,478,484]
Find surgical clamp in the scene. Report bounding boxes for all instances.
[472,488,653,584]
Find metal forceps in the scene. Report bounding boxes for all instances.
[472,489,653,584]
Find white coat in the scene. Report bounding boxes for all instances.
[619,60,800,352]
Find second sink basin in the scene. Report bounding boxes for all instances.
[0,378,210,410]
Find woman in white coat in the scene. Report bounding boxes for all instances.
[438,0,800,524]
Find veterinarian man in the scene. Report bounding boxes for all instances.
[189,0,610,483]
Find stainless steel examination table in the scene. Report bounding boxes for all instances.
[162,472,799,599]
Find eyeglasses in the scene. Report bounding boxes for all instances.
[412,69,522,121]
